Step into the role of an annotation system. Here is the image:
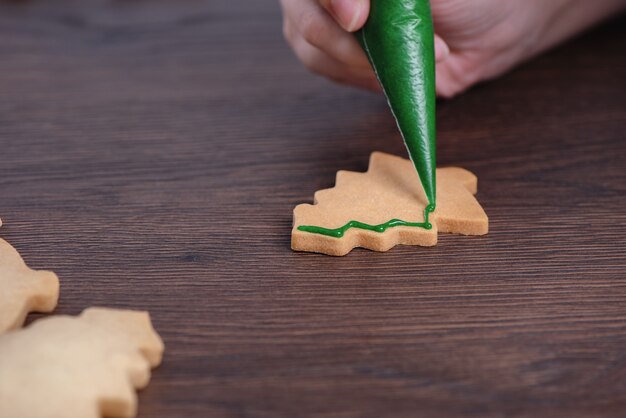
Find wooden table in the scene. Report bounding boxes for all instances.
[2,1,625,417]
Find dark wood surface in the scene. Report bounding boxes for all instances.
[2,1,626,417]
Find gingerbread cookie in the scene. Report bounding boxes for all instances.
[292,152,488,256]
[0,237,60,333]
[0,307,164,418]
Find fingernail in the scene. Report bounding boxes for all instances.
[330,0,363,32]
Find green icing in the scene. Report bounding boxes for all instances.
[297,204,435,238]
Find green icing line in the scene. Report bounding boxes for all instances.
[298,204,435,238]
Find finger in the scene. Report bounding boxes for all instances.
[293,36,380,91]
[319,0,370,32]
[434,34,450,63]
[288,30,381,91]
[435,54,479,98]
[436,63,464,98]
[282,0,371,70]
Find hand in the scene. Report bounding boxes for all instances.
[280,0,380,91]
[280,0,626,97]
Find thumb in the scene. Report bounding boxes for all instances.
[321,0,369,32]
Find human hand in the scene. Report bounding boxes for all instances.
[280,0,626,97]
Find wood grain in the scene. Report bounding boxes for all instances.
[1,1,625,417]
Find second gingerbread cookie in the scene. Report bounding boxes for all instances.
[292,152,488,256]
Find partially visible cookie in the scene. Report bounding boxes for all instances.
[0,237,60,333]
[0,307,164,418]
[292,152,489,256]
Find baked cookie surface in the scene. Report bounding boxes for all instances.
[292,152,488,256]
[0,235,59,333]
[0,308,164,418]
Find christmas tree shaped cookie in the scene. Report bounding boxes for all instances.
[0,308,164,418]
[292,152,488,256]
[0,235,59,334]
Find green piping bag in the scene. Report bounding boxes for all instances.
[356,0,437,211]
